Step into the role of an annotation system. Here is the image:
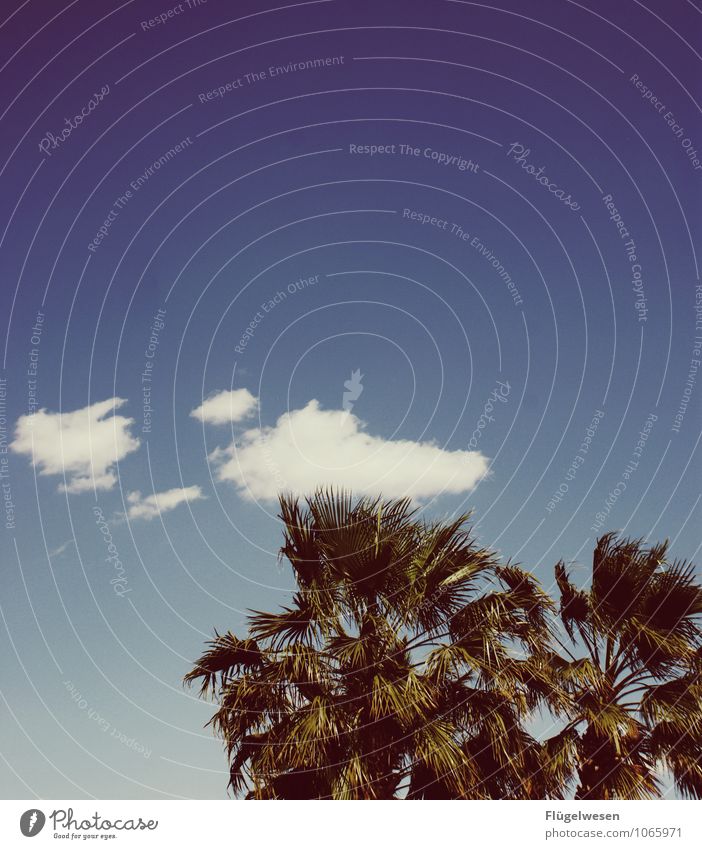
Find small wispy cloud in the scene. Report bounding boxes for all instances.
[190,389,258,425]
[49,539,75,558]
[126,485,206,521]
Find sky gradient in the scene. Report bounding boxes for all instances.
[0,0,700,799]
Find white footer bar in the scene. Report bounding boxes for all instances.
[2,800,700,848]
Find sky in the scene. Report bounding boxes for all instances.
[0,0,700,799]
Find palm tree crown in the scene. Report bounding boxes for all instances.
[545,533,702,799]
[186,498,702,800]
[186,490,554,799]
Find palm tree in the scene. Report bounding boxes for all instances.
[185,490,556,799]
[543,533,702,799]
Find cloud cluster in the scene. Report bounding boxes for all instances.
[206,398,489,503]
[190,389,258,425]
[126,486,206,521]
[10,391,490,507]
[11,398,140,494]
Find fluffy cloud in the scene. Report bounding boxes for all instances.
[126,485,206,521]
[11,398,140,494]
[208,399,489,503]
[190,389,258,425]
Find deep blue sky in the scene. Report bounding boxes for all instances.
[0,0,700,798]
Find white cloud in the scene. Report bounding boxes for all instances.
[49,539,75,558]
[208,399,489,503]
[11,398,140,494]
[190,389,258,425]
[126,485,206,521]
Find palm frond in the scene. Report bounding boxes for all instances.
[184,631,262,696]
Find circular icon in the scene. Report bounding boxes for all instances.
[20,809,46,837]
